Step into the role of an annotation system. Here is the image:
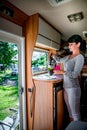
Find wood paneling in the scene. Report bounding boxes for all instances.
[33,80,53,130]
[23,13,39,130]
[57,90,64,130]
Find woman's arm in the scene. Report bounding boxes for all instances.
[54,70,66,75]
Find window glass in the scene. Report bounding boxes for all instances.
[32,48,48,74]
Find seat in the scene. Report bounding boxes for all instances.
[0,108,19,130]
[65,121,87,130]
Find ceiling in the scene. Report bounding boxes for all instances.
[8,0,87,40]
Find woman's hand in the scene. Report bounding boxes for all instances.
[54,70,66,75]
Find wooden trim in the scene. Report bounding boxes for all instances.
[23,13,39,130]
[35,44,50,51]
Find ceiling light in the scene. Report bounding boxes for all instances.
[47,0,72,7]
[67,12,84,23]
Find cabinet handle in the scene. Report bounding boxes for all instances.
[28,87,34,117]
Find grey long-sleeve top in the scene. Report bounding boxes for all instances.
[57,54,84,88]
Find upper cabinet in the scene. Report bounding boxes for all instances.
[36,17,61,50]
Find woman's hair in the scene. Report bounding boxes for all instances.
[67,34,86,51]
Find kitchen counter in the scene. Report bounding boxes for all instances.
[33,73,63,83]
[33,73,64,130]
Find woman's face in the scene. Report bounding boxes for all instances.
[68,42,80,52]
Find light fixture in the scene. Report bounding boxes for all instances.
[47,0,72,7]
[67,12,84,23]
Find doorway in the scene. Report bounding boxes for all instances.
[0,30,26,130]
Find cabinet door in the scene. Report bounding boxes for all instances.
[57,90,64,130]
[33,80,53,130]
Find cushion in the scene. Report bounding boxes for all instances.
[65,121,87,130]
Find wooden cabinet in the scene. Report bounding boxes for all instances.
[80,72,87,120]
[57,89,64,130]
[33,77,64,130]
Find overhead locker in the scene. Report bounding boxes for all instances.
[36,17,61,50]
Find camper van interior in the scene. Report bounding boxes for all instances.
[0,0,87,130]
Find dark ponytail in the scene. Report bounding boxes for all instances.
[81,39,86,52]
[67,34,86,51]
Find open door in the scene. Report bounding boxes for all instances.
[0,30,26,130]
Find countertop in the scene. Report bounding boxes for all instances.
[33,73,63,83]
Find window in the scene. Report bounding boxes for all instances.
[32,48,48,74]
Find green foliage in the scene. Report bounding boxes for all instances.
[48,67,53,70]
[32,54,46,67]
[0,41,18,70]
[0,69,18,85]
[0,77,3,83]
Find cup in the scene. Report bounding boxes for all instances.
[54,64,60,70]
[48,69,53,76]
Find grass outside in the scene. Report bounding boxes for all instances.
[0,86,18,120]
[0,69,18,120]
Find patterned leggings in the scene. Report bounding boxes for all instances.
[64,87,81,121]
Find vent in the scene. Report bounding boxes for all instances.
[47,0,72,7]
[0,2,14,17]
[83,31,87,38]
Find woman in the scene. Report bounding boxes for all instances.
[53,34,84,121]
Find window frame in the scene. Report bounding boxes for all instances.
[32,47,49,75]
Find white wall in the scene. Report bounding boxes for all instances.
[0,17,22,36]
